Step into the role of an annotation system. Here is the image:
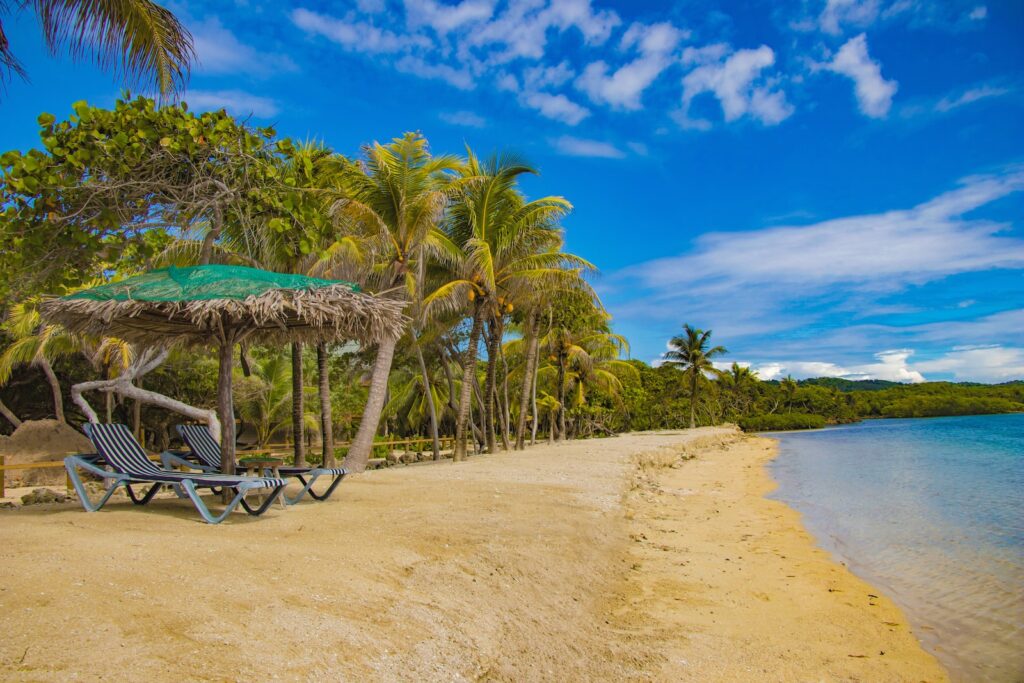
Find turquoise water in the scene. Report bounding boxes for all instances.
[769,414,1024,682]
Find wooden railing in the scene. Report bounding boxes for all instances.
[0,436,458,498]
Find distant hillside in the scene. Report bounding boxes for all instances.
[800,377,900,392]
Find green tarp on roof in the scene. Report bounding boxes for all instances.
[64,265,360,302]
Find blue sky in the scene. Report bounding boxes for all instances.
[2,0,1023,382]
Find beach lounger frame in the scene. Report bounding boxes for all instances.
[165,424,347,505]
[66,423,287,524]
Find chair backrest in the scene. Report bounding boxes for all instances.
[177,424,222,468]
[83,423,162,475]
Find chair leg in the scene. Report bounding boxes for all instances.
[240,485,286,516]
[124,483,164,505]
[178,480,256,524]
[285,472,345,505]
[65,461,127,513]
[308,473,346,502]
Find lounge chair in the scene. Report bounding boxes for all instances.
[164,424,347,505]
[66,423,286,524]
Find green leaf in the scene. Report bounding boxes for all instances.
[37,113,55,127]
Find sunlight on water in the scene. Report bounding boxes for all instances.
[770,414,1024,683]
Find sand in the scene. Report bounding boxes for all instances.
[0,429,947,681]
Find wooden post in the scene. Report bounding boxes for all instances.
[218,330,237,476]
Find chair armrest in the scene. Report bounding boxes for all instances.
[65,454,125,480]
[160,451,218,472]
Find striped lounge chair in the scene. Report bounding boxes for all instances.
[165,424,347,505]
[66,423,287,524]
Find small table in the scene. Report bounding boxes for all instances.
[238,457,286,509]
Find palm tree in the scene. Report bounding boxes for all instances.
[0,300,76,422]
[507,265,596,450]
[1,0,195,96]
[536,393,560,444]
[426,150,588,459]
[330,133,462,472]
[538,320,631,439]
[780,375,798,413]
[235,350,317,448]
[719,362,758,415]
[0,295,134,424]
[663,324,727,429]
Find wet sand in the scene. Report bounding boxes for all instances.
[0,429,947,681]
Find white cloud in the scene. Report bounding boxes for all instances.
[968,5,987,21]
[748,350,926,383]
[935,84,1010,112]
[185,89,279,117]
[625,141,649,156]
[819,0,881,35]
[438,110,487,127]
[607,170,1024,373]
[404,0,496,33]
[681,43,730,66]
[576,21,685,110]
[465,0,620,62]
[732,344,1024,384]
[522,92,590,125]
[915,346,1024,382]
[523,61,576,90]
[678,45,794,128]
[290,8,428,54]
[192,17,298,77]
[551,135,624,158]
[629,168,1024,292]
[395,55,474,89]
[823,33,898,117]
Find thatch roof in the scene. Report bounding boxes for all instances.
[41,265,407,347]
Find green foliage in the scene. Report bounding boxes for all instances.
[799,377,901,392]
[0,95,289,299]
[738,413,828,432]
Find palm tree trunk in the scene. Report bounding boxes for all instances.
[317,344,335,468]
[343,335,399,472]
[291,341,306,467]
[38,358,65,423]
[414,336,441,460]
[454,303,485,461]
[441,346,483,446]
[530,359,539,446]
[0,398,22,428]
[556,354,567,441]
[515,311,539,450]
[217,335,237,475]
[689,370,698,429]
[483,319,500,453]
[499,341,511,450]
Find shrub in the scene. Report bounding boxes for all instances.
[738,413,828,432]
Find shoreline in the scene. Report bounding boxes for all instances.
[608,429,949,681]
[0,429,947,681]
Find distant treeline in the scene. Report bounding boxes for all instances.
[590,362,1024,433]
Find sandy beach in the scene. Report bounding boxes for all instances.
[0,428,947,681]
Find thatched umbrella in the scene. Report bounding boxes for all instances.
[42,265,406,473]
